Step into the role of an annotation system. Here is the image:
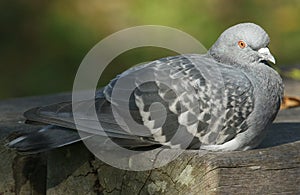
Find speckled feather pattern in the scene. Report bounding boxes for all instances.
[101,54,257,148]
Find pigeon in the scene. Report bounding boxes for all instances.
[8,23,283,154]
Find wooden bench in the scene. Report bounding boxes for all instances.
[0,79,299,194]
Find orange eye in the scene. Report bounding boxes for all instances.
[238,40,246,49]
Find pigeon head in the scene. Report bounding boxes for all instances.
[208,23,275,66]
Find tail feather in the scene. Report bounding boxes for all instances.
[8,125,158,154]
[8,125,91,154]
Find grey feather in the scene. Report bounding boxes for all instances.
[8,23,283,153]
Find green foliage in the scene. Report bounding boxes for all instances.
[0,0,299,98]
[284,69,300,80]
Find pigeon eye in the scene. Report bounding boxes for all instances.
[238,40,247,49]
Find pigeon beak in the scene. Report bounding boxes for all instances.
[258,47,276,64]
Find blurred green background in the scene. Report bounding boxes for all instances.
[1,0,300,99]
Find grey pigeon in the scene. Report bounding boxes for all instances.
[8,23,283,153]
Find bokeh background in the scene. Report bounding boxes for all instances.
[1,0,300,99]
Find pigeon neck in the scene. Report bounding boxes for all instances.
[207,49,239,67]
[207,47,257,69]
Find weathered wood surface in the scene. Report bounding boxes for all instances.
[0,79,300,195]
